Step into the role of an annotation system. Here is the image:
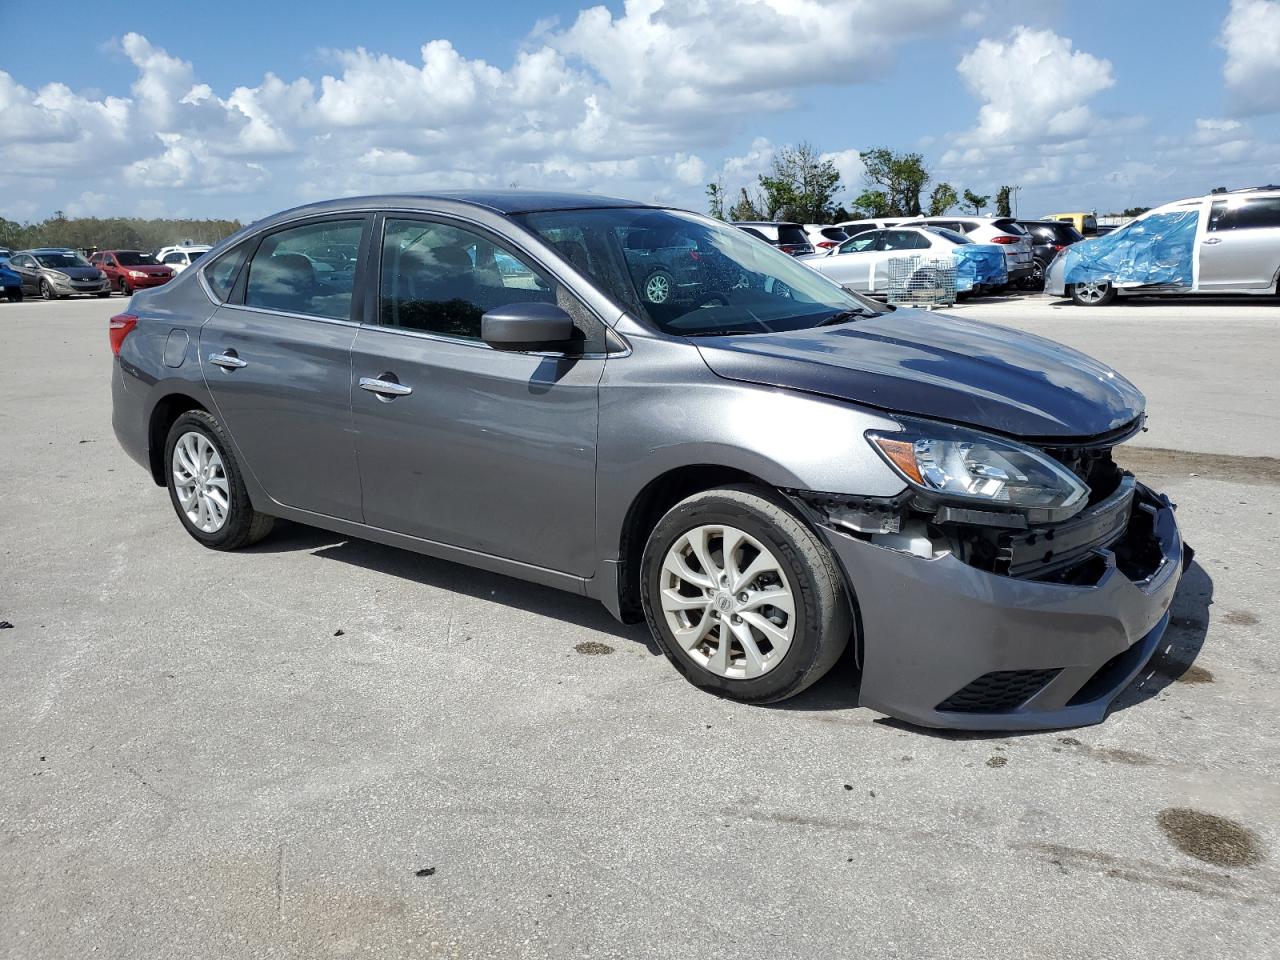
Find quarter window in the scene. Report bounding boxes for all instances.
[204,241,253,302]
[244,219,364,320]
[378,217,603,349]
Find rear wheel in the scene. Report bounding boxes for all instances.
[164,410,274,550]
[641,485,852,704]
[1071,280,1117,306]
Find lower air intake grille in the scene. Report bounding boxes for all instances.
[936,668,1061,714]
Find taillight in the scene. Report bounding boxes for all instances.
[689,250,701,261]
[109,313,138,356]
[817,240,838,249]
[990,235,1018,244]
[1054,244,1066,251]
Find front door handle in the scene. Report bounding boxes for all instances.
[1202,237,1222,245]
[360,376,413,399]
[209,352,248,369]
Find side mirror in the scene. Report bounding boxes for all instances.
[481,301,575,351]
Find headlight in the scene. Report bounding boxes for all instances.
[50,271,70,281]
[867,419,1089,521]
[129,270,147,278]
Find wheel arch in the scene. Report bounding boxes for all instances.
[147,392,209,485]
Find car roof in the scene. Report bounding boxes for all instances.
[276,190,653,221]
[23,247,77,253]
[732,220,802,228]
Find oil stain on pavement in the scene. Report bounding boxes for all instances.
[1158,808,1266,868]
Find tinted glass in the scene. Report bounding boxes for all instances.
[163,253,185,265]
[245,219,363,319]
[519,207,881,337]
[116,251,159,266]
[380,217,603,347]
[882,230,929,251]
[1209,197,1280,231]
[204,241,252,302]
[35,252,89,268]
[932,228,971,244]
[188,251,206,263]
[819,227,848,242]
[993,218,1025,235]
[776,225,809,245]
[839,232,880,253]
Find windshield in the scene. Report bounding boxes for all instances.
[116,251,159,266]
[36,252,90,269]
[517,208,881,336]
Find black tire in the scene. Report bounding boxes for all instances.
[5,288,20,302]
[1070,280,1118,306]
[640,484,852,704]
[39,279,59,300]
[96,291,110,298]
[121,279,132,296]
[164,409,274,550]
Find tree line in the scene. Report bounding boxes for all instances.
[0,212,243,253]
[706,143,1022,223]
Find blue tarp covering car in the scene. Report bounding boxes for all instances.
[1060,209,1199,288]
[952,243,1007,292]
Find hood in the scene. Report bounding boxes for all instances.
[56,266,103,280]
[693,308,1145,439]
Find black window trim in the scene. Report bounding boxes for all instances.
[362,210,620,357]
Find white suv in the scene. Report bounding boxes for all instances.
[1045,185,1280,305]
[155,244,212,275]
[901,216,1034,285]
[803,224,850,251]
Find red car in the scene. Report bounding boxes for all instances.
[90,250,174,295]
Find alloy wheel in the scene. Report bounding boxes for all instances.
[1075,281,1110,304]
[172,431,231,533]
[645,273,671,304]
[40,279,54,300]
[658,523,795,680]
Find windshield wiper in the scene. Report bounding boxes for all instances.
[815,308,874,327]
[683,329,764,338]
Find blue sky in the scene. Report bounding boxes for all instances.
[2,0,1277,223]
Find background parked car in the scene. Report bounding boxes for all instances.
[89,250,175,295]
[900,216,1034,287]
[7,248,110,299]
[1046,185,1280,305]
[833,217,913,240]
[802,225,1005,296]
[803,224,850,251]
[1044,211,1099,236]
[155,244,211,274]
[0,257,22,301]
[1017,220,1084,288]
[733,221,814,256]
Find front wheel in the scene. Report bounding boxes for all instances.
[641,485,852,703]
[1070,280,1117,306]
[4,288,20,302]
[165,410,275,550]
[39,279,59,300]
[120,279,133,296]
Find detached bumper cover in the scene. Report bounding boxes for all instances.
[819,485,1183,730]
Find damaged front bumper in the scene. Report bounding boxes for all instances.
[813,482,1184,731]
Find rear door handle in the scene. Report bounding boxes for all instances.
[1202,237,1222,245]
[360,376,413,399]
[208,352,248,369]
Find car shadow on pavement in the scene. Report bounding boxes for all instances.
[245,520,660,653]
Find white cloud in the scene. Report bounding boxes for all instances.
[955,27,1115,145]
[0,1,960,219]
[1219,0,1280,115]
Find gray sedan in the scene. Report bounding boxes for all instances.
[110,192,1184,730]
[8,248,111,299]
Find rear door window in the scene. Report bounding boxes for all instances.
[1209,197,1280,231]
[244,218,365,320]
[882,230,930,251]
[777,225,809,246]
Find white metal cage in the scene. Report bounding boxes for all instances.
[886,256,957,308]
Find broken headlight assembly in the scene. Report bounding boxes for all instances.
[866,419,1089,525]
